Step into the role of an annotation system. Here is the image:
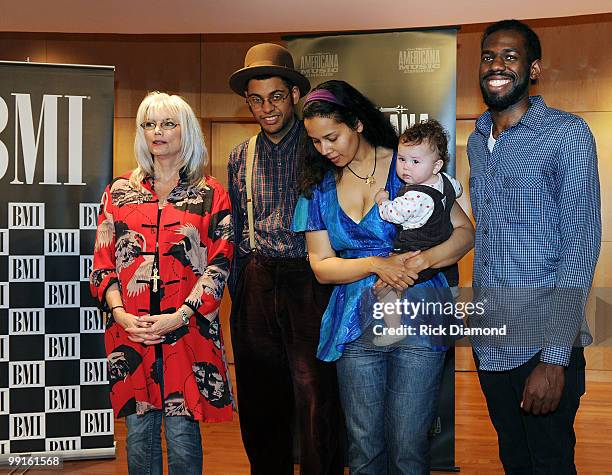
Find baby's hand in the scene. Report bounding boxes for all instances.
[375,189,390,205]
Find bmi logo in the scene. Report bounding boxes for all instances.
[45,386,80,412]
[80,203,100,230]
[80,307,105,333]
[0,93,87,186]
[80,358,108,385]
[45,281,79,307]
[45,334,80,360]
[45,229,79,255]
[10,413,45,440]
[81,409,113,436]
[398,48,441,74]
[9,308,45,335]
[0,283,8,308]
[9,255,44,282]
[0,229,8,255]
[0,336,8,362]
[299,52,339,77]
[80,255,93,281]
[380,106,429,134]
[8,202,45,229]
[0,388,9,415]
[9,361,45,387]
[47,437,81,452]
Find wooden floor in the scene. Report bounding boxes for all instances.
[19,370,612,475]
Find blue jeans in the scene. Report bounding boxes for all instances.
[125,356,202,475]
[336,341,445,475]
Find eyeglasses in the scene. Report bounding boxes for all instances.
[246,90,291,110]
[140,119,179,130]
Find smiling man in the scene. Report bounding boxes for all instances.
[226,44,343,475]
[467,20,601,474]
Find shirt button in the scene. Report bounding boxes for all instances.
[483,229,488,235]
[485,198,491,204]
[483,261,488,267]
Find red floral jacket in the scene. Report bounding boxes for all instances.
[90,173,234,422]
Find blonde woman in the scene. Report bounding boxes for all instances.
[91,92,233,474]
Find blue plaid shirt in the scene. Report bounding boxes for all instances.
[468,96,601,371]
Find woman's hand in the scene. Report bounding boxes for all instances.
[113,309,150,331]
[371,251,421,290]
[116,309,184,345]
[113,309,162,344]
[138,313,184,338]
[124,313,186,345]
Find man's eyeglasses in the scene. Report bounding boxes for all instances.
[246,90,291,110]
[140,120,179,130]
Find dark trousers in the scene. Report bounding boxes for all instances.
[230,254,344,475]
[476,348,586,475]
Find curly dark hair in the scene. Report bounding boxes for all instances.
[399,119,449,164]
[482,19,541,65]
[297,80,398,197]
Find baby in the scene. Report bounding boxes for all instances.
[373,119,462,346]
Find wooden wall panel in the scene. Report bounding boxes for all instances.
[455,119,475,218]
[457,250,474,289]
[0,34,46,63]
[201,39,252,119]
[593,242,612,288]
[581,112,612,242]
[455,119,476,287]
[456,29,485,118]
[46,34,201,117]
[536,17,612,113]
[210,122,260,186]
[113,117,137,176]
[200,118,213,176]
[219,290,234,364]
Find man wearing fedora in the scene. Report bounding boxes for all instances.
[227,43,343,475]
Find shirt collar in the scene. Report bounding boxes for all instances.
[476,95,548,137]
[259,116,302,151]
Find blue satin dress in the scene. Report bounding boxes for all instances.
[292,151,452,362]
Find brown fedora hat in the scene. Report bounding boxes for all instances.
[229,43,310,97]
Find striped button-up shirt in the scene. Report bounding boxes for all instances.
[228,118,306,259]
[467,96,601,371]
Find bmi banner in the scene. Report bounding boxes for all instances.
[287,29,459,471]
[0,62,114,459]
